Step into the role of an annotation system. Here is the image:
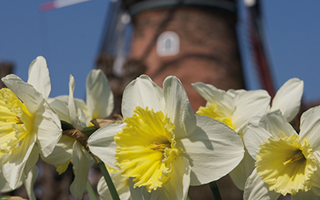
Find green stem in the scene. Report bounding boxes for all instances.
[0,196,11,200]
[97,160,120,200]
[61,120,75,130]
[86,179,98,200]
[209,181,222,200]
[81,126,98,138]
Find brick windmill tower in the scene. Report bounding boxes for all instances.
[98,0,245,113]
[121,0,245,112]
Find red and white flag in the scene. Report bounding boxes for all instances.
[40,0,91,12]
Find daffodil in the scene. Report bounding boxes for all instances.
[42,69,113,199]
[50,69,114,126]
[192,78,303,189]
[88,75,244,200]
[0,56,61,196]
[243,108,320,200]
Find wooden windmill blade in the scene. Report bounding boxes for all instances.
[246,0,276,97]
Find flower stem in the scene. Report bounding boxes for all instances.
[86,179,97,200]
[209,181,222,200]
[64,120,120,200]
[97,160,120,200]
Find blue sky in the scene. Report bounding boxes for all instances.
[1,0,320,105]
[0,0,108,99]
[243,1,320,103]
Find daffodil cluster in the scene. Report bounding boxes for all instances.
[1,55,320,200]
[192,78,304,190]
[88,75,244,199]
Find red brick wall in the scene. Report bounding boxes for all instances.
[130,7,245,111]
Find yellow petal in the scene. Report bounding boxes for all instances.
[55,160,71,175]
[115,106,182,192]
[196,103,234,130]
[0,88,34,154]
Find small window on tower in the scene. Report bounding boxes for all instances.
[157,31,180,56]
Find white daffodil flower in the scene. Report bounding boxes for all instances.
[192,78,303,190]
[88,75,244,200]
[42,69,113,199]
[243,108,320,200]
[50,69,114,126]
[0,56,61,197]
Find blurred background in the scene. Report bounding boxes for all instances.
[1,0,320,199]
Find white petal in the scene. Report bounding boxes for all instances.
[41,135,74,165]
[291,190,320,200]
[299,105,320,152]
[27,56,51,99]
[86,69,114,119]
[23,144,40,178]
[0,171,23,192]
[129,178,158,200]
[88,123,125,169]
[53,95,92,125]
[229,150,256,190]
[243,116,273,160]
[162,76,196,138]
[244,169,280,200]
[259,110,297,139]
[158,156,190,200]
[3,134,37,189]
[232,90,270,133]
[24,166,38,200]
[227,88,247,97]
[122,75,163,118]
[178,115,244,185]
[70,142,94,199]
[98,171,131,200]
[35,100,62,157]
[270,78,303,122]
[192,82,235,112]
[310,153,320,196]
[74,98,90,116]
[68,75,86,130]
[0,153,9,169]
[130,156,191,200]
[55,95,88,113]
[54,95,69,104]
[48,98,71,123]
[80,109,91,126]
[2,74,43,114]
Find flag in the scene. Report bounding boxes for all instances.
[40,0,91,12]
